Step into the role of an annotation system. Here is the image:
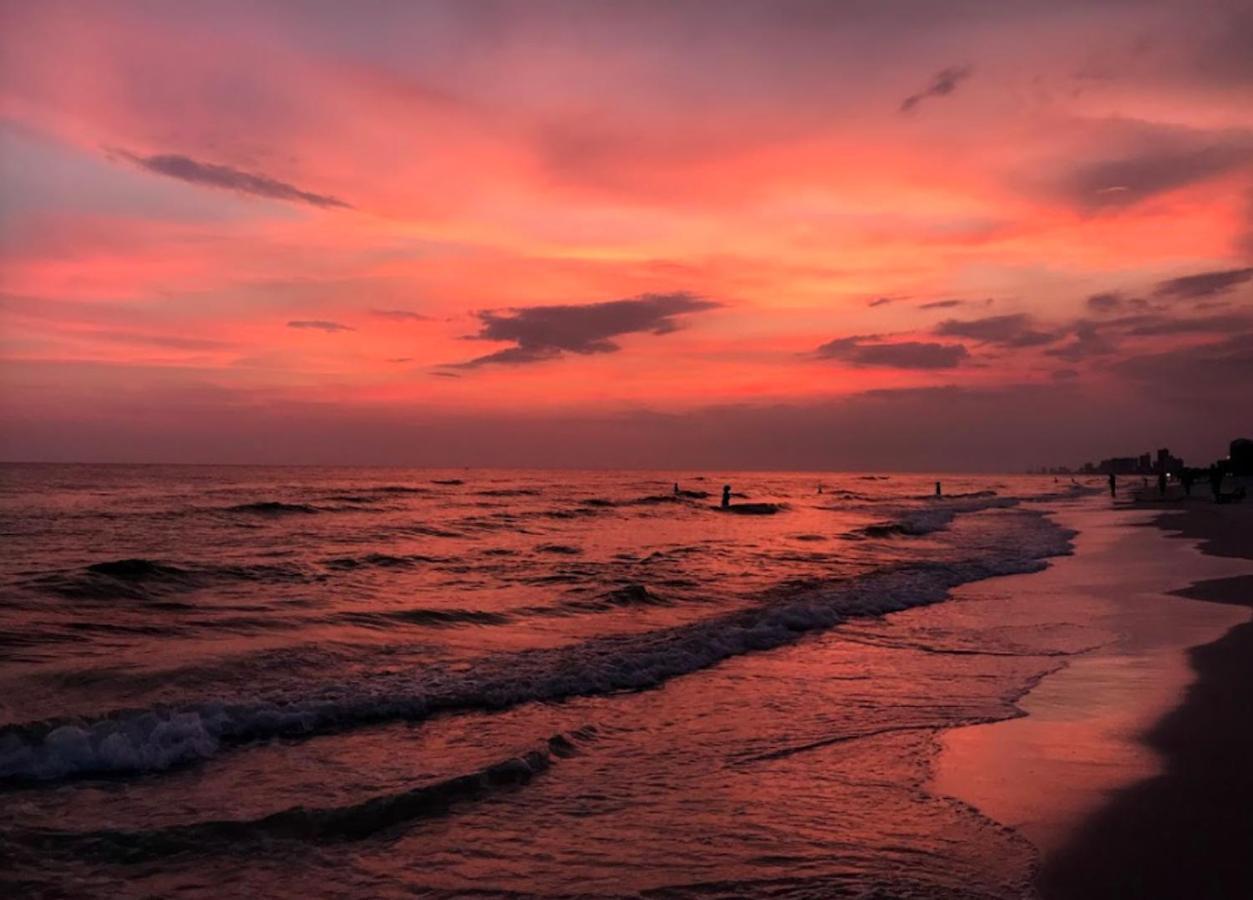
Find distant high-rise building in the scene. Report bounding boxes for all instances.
[1155,447,1184,474]
[1231,438,1253,475]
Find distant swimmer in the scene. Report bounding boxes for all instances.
[722,484,732,508]
[935,481,942,498]
[1108,472,1116,498]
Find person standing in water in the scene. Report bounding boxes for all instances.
[935,481,942,498]
[721,484,731,508]
[1108,472,1116,498]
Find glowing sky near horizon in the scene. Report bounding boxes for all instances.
[1,0,1250,468]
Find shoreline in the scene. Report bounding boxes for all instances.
[930,499,1249,861]
[1037,498,1253,898]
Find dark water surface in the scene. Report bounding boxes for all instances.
[0,465,1097,897]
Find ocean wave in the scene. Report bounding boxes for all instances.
[322,553,440,571]
[224,501,320,515]
[848,496,1018,539]
[716,502,786,515]
[333,607,512,628]
[5,730,592,857]
[554,583,672,614]
[0,507,1073,784]
[27,558,310,601]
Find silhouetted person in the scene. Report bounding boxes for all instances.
[1181,470,1194,497]
[817,483,823,494]
[935,481,942,498]
[673,482,679,495]
[1158,471,1167,497]
[721,484,731,508]
[1210,467,1223,502]
[1108,473,1116,498]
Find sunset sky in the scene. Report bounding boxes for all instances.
[1,0,1250,469]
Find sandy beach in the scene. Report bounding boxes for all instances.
[935,492,1253,898]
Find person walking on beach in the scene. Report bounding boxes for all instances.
[1158,471,1168,497]
[1182,469,1194,497]
[1210,467,1223,502]
[721,484,731,508]
[1108,472,1116,498]
[935,481,942,498]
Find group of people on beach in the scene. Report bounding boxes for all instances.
[1108,467,1244,503]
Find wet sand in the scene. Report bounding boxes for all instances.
[1038,497,1253,899]
[931,496,1253,896]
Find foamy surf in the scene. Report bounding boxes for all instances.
[0,507,1073,783]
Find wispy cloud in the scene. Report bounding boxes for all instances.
[371,309,432,321]
[815,335,968,369]
[1086,292,1124,313]
[287,320,355,332]
[116,151,352,209]
[450,292,720,368]
[899,65,972,113]
[933,314,1059,347]
[1063,142,1252,209]
[1153,267,1253,299]
[918,299,965,309]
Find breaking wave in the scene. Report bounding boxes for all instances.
[0,507,1073,783]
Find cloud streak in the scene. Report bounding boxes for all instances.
[287,320,355,332]
[452,292,719,368]
[118,151,352,209]
[933,314,1059,347]
[371,309,432,321]
[815,335,968,369]
[899,65,972,113]
[1153,267,1253,299]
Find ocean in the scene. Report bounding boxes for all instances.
[0,464,1097,897]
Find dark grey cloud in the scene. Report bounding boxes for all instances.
[918,299,965,309]
[118,151,352,209]
[1044,321,1116,362]
[451,292,719,368]
[287,320,355,332]
[899,65,972,113]
[934,313,1059,347]
[1107,312,1253,337]
[1153,267,1253,299]
[867,296,897,307]
[815,335,968,369]
[1062,140,1252,210]
[371,308,432,321]
[1086,292,1124,313]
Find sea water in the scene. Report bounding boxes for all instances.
[0,465,1097,897]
